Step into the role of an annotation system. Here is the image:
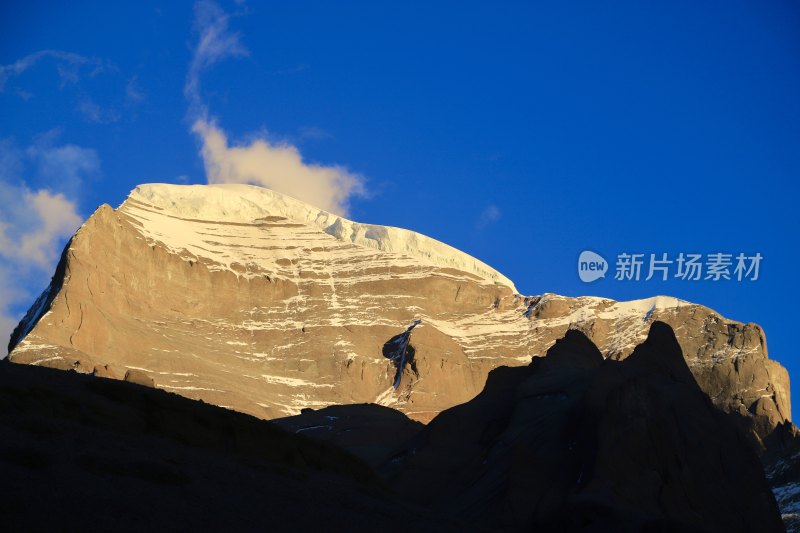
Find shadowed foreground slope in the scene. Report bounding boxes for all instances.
[0,362,461,532]
[273,403,424,469]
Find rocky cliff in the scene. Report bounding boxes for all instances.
[7,184,791,446]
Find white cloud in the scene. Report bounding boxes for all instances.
[0,265,24,354]
[11,190,82,268]
[0,182,83,269]
[26,135,101,197]
[193,119,364,215]
[0,184,82,354]
[0,317,18,354]
[476,204,502,230]
[186,1,367,216]
[0,139,88,355]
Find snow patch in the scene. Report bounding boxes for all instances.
[375,387,396,406]
[261,374,334,388]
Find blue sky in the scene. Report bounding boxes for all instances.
[1,1,799,414]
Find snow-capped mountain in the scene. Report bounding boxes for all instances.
[7,183,790,445]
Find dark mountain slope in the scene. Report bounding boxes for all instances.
[385,322,784,532]
[0,362,462,532]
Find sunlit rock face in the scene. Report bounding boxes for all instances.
[7,184,790,441]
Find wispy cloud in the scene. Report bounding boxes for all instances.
[298,126,332,142]
[184,0,249,116]
[186,0,366,216]
[476,204,502,230]
[0,50,107,93]
[125,76,145,104]
[0,49,138,123]
[78,98,121,124]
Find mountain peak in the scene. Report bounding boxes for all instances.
[124,183,517,290]
[7,183,790,441]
